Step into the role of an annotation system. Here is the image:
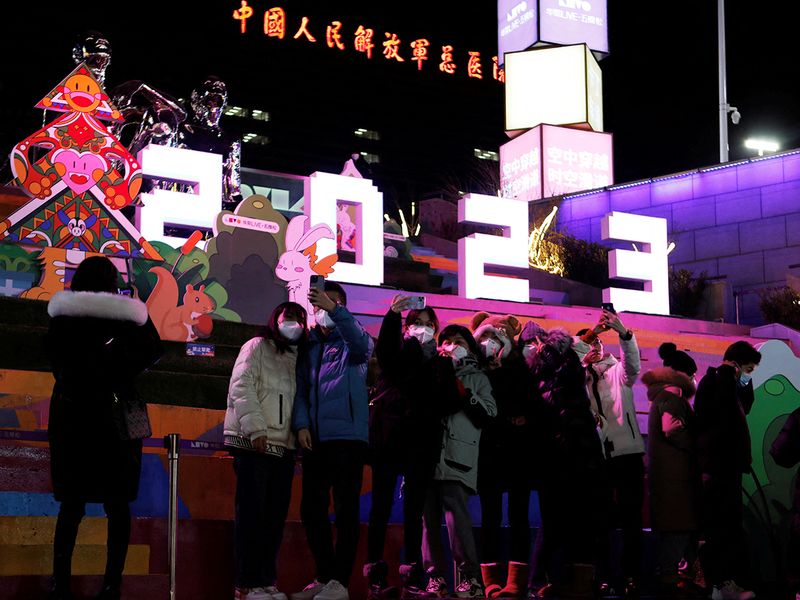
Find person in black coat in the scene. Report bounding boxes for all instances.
[522,323,608,599]
[770,407,800,600]
[46,256,163,600]
[364,295,462,599]
[694,340,761,600]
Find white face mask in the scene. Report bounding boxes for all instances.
[407,324,435,345]
[442,342,469,363]
[481,338,502,359]
[315,309,336,329]
[278,320,303,342]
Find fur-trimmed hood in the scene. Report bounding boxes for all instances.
[48,290,149,326]
[642,367,696,401]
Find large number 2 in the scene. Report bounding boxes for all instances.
[458,193,529,302]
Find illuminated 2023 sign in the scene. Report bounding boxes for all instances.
[137,146,667,309]
[602,211,669,315]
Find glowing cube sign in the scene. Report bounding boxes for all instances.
[458,193,529,302]
[498,0,538,61]
[497,0,608,63]
[305,171,384,286]
[500,124,613,201]
[602,212,669,315]
[539,0,608,55]
[505,44,603,133]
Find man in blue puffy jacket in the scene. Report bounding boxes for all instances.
[291,281,374,600]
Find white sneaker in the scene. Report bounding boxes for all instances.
[711,580,755,600]
[454,577,485,598]
[235,588,271,600]
[266,586,289,600]
[313,580,349,600]
[290,581,325,600]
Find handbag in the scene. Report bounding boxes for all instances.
[111,390,152,440]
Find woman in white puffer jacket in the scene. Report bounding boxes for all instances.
[224,301,308,600]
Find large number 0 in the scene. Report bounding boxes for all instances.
[458,193,529,302]
[136,144,222,248]
[305,171,384,286]
[602,211,669,315]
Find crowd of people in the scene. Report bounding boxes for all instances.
[43,262,799,600]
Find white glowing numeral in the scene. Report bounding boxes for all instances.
[458,193,529,302]
[305,171,384,286]
[602,211,669,315]
[136,145,222,249]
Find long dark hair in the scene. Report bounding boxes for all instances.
[70,256,119,293]
[261,302,308,354]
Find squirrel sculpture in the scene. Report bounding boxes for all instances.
[146,266,215,342]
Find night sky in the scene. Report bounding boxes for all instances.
[1,1,799,201]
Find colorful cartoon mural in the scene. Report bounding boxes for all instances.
[2,64,159,260]
[744,340,800,583]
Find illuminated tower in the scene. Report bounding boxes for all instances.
[496,0,613,201]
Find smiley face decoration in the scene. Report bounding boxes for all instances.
[0,63,161,260]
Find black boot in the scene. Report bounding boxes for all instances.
[399,563,432,599]
[365,560,393,600]
[95,582,121,600]
[48,578,75,600]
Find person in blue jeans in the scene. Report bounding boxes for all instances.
[291,281,374,600]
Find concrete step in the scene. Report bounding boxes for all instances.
[0,543,149,576]
[0,574,169,599]
[0,516,107,545]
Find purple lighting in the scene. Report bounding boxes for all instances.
[552,149,800,325]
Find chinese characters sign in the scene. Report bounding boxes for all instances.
[505,44,603,133]
[232,2,504,82]
[539,0,608,55]
[500,124,612,202]
[496,0,608,63]
[498,0,538,62]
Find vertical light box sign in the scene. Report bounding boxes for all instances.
[497,0,539,64]
[602,211,669,315]
[500,126,543,202]
[305,171,384,286]
[458,193,529,302]
[538,0,609,55]
[505,44,602,133]
[137,145,222,248]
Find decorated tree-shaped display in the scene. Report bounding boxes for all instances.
[0,63,162,299]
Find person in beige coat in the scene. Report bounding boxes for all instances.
[224,301,308,600]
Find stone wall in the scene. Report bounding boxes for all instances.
[549,150,800,324]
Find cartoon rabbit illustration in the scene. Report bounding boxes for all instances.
[275,215,338,325]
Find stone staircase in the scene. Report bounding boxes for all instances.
[0,516,166,599]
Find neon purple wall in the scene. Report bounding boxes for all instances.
[551,151,800,324]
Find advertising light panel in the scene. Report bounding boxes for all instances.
[501,124,612,201]
[505,44,603,133]
[539,0,608,55]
